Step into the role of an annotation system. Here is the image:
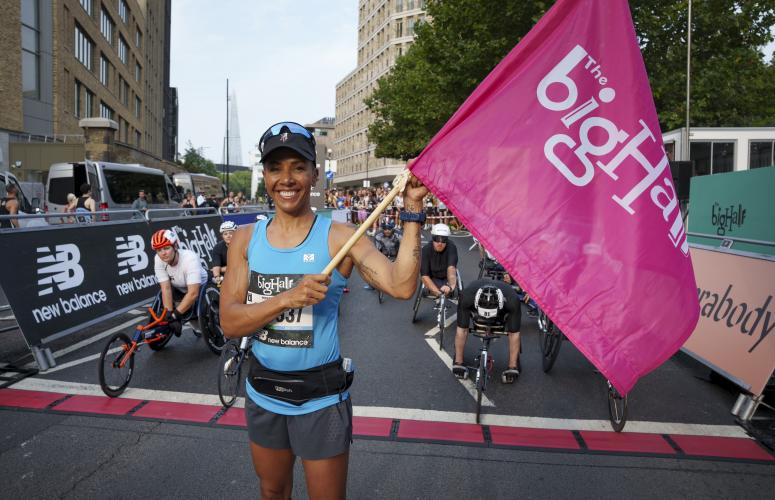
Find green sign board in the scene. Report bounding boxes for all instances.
[688,167,775,256]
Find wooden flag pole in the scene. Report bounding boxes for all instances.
[322,170,410,276]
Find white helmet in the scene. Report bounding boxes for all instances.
[474,284,505,320]
[220,220,237,233]
[431,224,451,237]
[256,214,268,221]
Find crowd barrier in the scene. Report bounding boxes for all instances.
[0,212,224,371]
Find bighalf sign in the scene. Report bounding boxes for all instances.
[683,246,775,397]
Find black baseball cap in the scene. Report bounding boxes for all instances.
[259,122,316,163]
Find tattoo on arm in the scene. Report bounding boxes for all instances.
[357,262,380,286]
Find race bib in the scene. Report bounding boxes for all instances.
[246,272,314,348]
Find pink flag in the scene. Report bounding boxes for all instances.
[410,0,699,394]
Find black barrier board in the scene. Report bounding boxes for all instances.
[148,214,222,270]
[0,221,158,345]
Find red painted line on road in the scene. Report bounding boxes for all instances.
[490,425,580,450]
[217,407,247,427]
[580,431,675,455]
[52,394,143,416]
[670,435,775,462]
[397,419,484,444]
[0,388,67,409]
[353,416,393,438]
[132,400,220,423]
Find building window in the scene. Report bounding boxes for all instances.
[395,0,403,12]
[74,80,82,117]
[690,141,735,176]
[749,141,774,169]
[407,18,416,36]
[80,0,92,16]
[135,27,141,47]
[135,130,141,147]
[119,77,128,105]
[135,96,141,118]
[74,25,93,70]
[118,0,128,23]
[395,20,403,37]
[84,88,94,117]
[100,9,114,44]
[99,55,110,85]
[407,0,415,10]
[135,62,142,82]
[100,102,114,120]
[22,0,40,99]
[118,35,128,64]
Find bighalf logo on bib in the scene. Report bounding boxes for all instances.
[115,235,149,275]
[36,244,84,296]
[537,44,688,256]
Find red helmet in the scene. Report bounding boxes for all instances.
[151,229,179,250]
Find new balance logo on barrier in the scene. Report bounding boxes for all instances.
[37,244,84,296]
[116,235,149,275]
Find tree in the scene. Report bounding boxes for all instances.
[367,0,775,158]
[219,171,252,197]
[179,141,218,176]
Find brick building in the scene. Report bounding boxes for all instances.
[0,0,178,182]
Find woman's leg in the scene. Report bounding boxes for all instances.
[302,452,349,500]
[249,442,296,500]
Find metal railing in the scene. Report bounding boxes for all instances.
[687,232,775,248]
[145,207,218,221]
[217,204,270,215]
[0,209,145,229]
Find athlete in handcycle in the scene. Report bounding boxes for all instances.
[98,229,224,397]
[374,221,401,302]
[477,244,538,317]
[453,280,522,422]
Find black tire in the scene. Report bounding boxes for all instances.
[475,359,486,424]
[539,311,563,373]
[607,382,628,432]
[378,289,384,304]
[438,302,446,351]
[98,332,134,398]
[203,286,226,355]
[477,259,485,279]
[217,341,243,407]
[147,326,173,351]
[411,285,422,323]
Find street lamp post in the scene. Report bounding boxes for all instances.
[225,78,230,194]
[683,0,692,162]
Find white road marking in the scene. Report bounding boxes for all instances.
[45,316,145,362]
[8,379,748,438]
[422,311,495,407]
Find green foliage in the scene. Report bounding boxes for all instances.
[367,0,775,158]
[220,170,252,197]
[180,141,218,176]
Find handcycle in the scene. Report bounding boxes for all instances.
[98,279,224,397]
[217,334,254,407]
[410,269,463,351]
[537,309,628,432]
[456,315,516,424]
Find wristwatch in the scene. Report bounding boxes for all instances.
[400,211,426,223]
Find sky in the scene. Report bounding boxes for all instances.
[170,1,359,165]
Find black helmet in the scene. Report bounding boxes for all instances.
[381,221,395,231]
[474,284,505,320]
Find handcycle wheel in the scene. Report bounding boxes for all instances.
[203,285,226,355]
[378,289,384,304]
[217,341,244,407]
[539,311,562,373]
[438,298,446,351]
[147,326,173,351]
[98,332,135,398]
[475,357,486,424]
[411,285,422,323]
[607,382,628,432]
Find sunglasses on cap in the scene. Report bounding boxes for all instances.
[432,236,448,243]
[259,121,315,154]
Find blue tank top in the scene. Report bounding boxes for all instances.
[245,215,348,415]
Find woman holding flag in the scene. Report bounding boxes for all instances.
[220,121,427,499]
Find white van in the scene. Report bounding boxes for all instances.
[172,173,226,200]
[46,161,181,218]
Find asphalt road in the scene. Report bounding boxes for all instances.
[2,230,774,498]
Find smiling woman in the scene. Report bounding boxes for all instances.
[220,121,427,499]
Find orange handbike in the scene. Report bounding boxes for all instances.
[98,307,174,397]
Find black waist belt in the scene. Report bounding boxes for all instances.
[248,357,354,406]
